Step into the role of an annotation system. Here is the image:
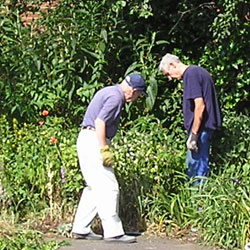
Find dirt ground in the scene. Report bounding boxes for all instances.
[56,234,220,250]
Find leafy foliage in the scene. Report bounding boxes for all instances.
[0,0,249,124]
[0,0,249,249]
[200,0,250,111]
[0,227,68,250]
[0,109,250,248]
[112,115,186,227]
[0,114,81,218]
[115,111,250,249]
[149,111,250,249]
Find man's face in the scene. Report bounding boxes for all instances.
[162,63,182,81]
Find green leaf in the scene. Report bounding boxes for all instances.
[124,62,141,76]
[156,40,169,45]
[101,28,108,43]
[146,77,158,110]
[81,48,98,59]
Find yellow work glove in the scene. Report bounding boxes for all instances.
[100,145,114,167]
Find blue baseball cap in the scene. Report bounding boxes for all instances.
[125,73,148,97]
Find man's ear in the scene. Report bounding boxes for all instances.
[132,89,138,94]
[169,62,175,68]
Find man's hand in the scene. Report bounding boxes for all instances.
[100,145,114,167]
[186,133,199,152]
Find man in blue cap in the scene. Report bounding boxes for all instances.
[72,73,147,243]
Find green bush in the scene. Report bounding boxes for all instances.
[158,111,250,249]
[211,109,250,175]
[196,175,249,250]
[0,0,249,124]
[114,111,250,249]
[0,0,161,123]
[0,228,68,250]
[1,110,249,249]
[0,114,81,218]
[112,115,186,228]
[196,111,250,249]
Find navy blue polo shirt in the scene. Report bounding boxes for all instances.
[183,65,221,134]
[82,85,125,139]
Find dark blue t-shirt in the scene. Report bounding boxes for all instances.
[82,85,125,139]
[183,65,221,134]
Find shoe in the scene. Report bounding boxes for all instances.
[104,234,137,243]
[72,231,103,240]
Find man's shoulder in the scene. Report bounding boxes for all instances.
[98,85,119,96]
[101,85,124,104]
[185,65,211,79]
[191,65,210,74]
[187,65,203,73]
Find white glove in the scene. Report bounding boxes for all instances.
[186,133,199,152]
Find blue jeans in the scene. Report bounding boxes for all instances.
[186,130,214,182]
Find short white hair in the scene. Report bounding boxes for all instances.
[159,53,180,72]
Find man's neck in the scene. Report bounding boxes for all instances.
[180,63,189,78]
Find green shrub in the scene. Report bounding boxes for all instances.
[112,114,187,228]
[196,175,249,250]
[1,110,249,249]
[1,0,248,125]
[0,228,68,250]
[0,114,81,218]
[195,111,250,249]
[0,0,160,123]
[159,111,250,249]
[211,109,250,175]
[114,111,250,249]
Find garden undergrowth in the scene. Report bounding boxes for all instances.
[0,111,249,249]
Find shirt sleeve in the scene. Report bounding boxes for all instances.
[97,96,121,125]
[184,68,203,100]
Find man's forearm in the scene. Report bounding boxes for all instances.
[95,118,107,148]
[192,97,205,134]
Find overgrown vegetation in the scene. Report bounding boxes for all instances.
[0,0,249,123]
[0,219,68,250]
[0,0,249,249]
[1,111,249,249]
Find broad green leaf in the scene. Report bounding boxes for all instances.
[146,77,158,110]
[81,47,98,59]
[101,28,108,43]
[124,62,141,76]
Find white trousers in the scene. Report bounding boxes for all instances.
[72,129,124,238]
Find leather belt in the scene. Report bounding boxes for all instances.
[82,126,111,140]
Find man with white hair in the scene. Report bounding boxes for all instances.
[159,53,221,185]
[72,73,147,243]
